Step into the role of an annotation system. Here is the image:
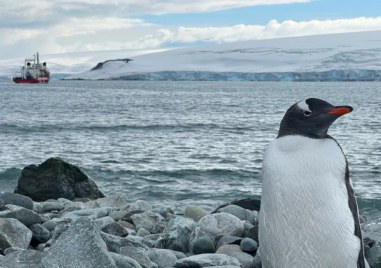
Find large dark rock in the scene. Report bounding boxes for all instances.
[14,158,105,201]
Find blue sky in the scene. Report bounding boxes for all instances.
[1,0,381,59]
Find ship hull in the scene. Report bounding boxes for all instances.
[13,77,49,84]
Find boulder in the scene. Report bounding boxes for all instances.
[230,252,254,268]
[0,249,46,268]
[87,194,129,208]
[120,246,158,268]
[108,252,143,268]
[157,216,198,253]
[184,205,208,222]
[15,157,104,201]
[100,232,148,254]
[40,201,64,213]
[191,236,215,254]
[0,192,34,210]
[131,211,166,234]
[199,213,244,243]
[240,237,258,253]
[0,218,32,250]
[41,218,117,268]
[212,198,261,213]
[102,221,129,237]
[30,224,51,244]
[216,244,243,255]
[147,248,178,268]
[174,254,241,267]
[217,205,258,225]
[0,204,43,226]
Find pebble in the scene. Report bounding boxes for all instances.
[191,236,216,254]
[184,205,208,222]
[240,237,258,253]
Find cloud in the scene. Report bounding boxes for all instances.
[139,17,381,46]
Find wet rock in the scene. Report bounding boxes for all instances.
[41,218,117,268]
[0,192,34,210]
[40,201,64,213]
[100,232,148,254]
[240,237,258,253]
[131,211,166,234]
[0,198,5,210]
[174,253,241,267]
[216,236,243,249]
[184,205,208,222]
[191,236,215,254]
[199,213,244,244]
[230,252,254,268]
[217,205,257,225]
[120,246,158,268]
[362,218,381,243]
[102,221,129,237]
[0,219,32,251]
[108,252,143,268]
[94,216,115,230]
[147,248,178,268]
[0,204,43,226]
[87,194,129,208]
[157,216,198,253]
[137,228,151,237]
[0,249,46,268]
[216,245,243,255]
[366,241,381,268]
[15,157,105,201]
[30,224,51,243]
[61,207,112,220]
[212,198,261,213]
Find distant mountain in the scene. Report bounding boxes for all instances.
[65,31,381,81]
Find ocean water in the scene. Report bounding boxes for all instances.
[0,80,380,215]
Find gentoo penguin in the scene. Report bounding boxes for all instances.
[259,98,368,268]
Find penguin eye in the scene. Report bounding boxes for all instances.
[304,111,312,117]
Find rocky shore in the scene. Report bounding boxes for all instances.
[0,158,380,268]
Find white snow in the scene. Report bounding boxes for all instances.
[2,31,381,81]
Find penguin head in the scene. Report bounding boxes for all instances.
[277,98,353,138]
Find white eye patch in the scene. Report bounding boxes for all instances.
[296,100,311,112]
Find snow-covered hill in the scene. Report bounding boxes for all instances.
[66,31,381,81]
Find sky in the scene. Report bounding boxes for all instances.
[1,0,381,59]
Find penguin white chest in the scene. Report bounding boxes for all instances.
[259,136,361,268]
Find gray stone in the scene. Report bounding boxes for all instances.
[240,237,258,253]
[110,211,131,221]
[366,241,381,268]
[61,207,112,220]
[216,245,243,255]
[120,246,158,268]
[147,248,178,268]
[168,249,187,259]
[231,252,254,268]
[95,216,115,230]
[218,205,258,225]
[131,211,165,234]
[0,250,46,268]
[216,236,243,249]
[123,200,152,213]
[204,266,241,268]
[0,193,34,210]
[174,254,241,267]
[100,232,148,253]
[14,157,105,201]
[102,221,129,237]
[199,213,244,243]
[0,218,32,250]
[40,201,64,213]
[30,224,51,243]
[142,234,162,248]
[108,252,143,268]
[184,205,208,222]
[363,218,381,243]
[253,254,262,268]
[191,236,215,254]
[157,216,198,253]
[88,194,129,208]
[0,198,5,210]
[137,228,151,237]
[3,247,24,255]
[0,204,43,226]
[41,218,117,268]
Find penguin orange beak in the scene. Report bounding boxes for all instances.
[326,106,353,116]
